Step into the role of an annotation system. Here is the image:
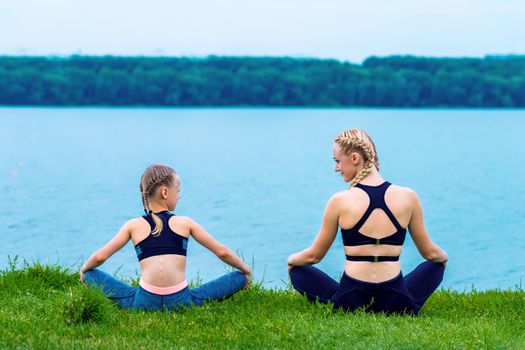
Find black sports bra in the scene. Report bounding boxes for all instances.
[341,182,406,262]
[135,211,188,261]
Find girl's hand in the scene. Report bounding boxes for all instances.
[79,269,86,286]
[242,269,251,289]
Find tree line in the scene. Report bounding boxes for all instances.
[0,55,524,107]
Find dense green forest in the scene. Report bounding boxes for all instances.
[1,55,524,107]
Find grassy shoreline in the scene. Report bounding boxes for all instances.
[1,262,524,349]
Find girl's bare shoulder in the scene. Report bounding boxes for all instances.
[127,217,151,230]
[169,215,194,226]
[168,215,194,237]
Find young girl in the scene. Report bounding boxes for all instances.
[80,164,251,310]
[287,129,448,315]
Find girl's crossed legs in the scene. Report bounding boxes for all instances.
[84,269,246,310]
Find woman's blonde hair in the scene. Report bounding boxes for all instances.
[334,129,380,188]
[139,164,177,236]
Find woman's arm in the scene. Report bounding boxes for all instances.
[185,217,251,287]
[407,190,448,265]
[80,220,133,284]
[287,195,340,270]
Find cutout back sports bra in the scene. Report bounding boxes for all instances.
[341,182,406,262]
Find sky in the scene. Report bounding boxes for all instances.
[1,0,524,63]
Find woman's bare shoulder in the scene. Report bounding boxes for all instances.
[329,189,356,203]
[329,188,369,209]
[330,190,347,200]
[331,187,368,199]
[388,184,419,203]
[389,183,417,193]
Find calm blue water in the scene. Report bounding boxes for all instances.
[1,108,524,290]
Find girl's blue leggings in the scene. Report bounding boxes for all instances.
[84,269,246,311]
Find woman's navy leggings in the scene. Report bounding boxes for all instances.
[290,261,445,315]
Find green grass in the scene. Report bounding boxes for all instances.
[1,260,524,349]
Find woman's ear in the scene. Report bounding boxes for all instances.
[160,186,169,199]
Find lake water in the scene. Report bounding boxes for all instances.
[1,108,524,290]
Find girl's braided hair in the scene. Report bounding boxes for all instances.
[334,129,379,188]
[139,164,177,236]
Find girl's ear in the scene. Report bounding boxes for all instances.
[160,186,169,199]
[351,152,361,165]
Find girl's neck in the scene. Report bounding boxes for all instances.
[148,203,170,213]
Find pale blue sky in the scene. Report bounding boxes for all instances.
[1,0,524,62]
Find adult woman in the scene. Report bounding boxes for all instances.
[80,164,251,310]
[287,129,447,315]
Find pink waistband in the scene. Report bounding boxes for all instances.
[139,278,188,295]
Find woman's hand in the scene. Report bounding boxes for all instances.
[287,253,297,273]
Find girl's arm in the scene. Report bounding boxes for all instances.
[407,190,448,265]
[80,220,133,284]
[287,195,340,269]
[184,217,251,287]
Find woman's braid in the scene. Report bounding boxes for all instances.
[335,129,379,188]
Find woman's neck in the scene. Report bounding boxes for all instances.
[357,166,384,185]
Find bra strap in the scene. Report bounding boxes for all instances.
[345,255,399,262]
[141,214,155,231]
